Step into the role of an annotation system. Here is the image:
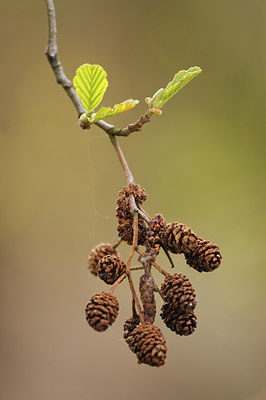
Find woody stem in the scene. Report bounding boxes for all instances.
[162,244,176,268]
[112,238,122,249]
[108,266,145,294]
[108,133,150,222]
[108,134,133,184]
[109,273,126,294]
[137,249,170,277]
[153,280,165,301]
[126,212,144,322]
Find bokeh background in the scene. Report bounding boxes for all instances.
[1,0,265,399]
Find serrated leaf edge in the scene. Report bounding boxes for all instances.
[73,64,108,111]
[150,66,202,109]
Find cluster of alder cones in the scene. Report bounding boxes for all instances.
[85,183,222,367]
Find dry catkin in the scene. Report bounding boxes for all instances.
[139,274,156,323]
[116,184,147,245]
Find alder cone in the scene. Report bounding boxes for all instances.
[185,240,222,272]
[162,222,198,254]
[97,254,126,284]
[162,222,222,273]
[145,214,166,257]
[85,292,119,332]
[127,322,167,367]
[88,243,118,276]
[123,315,140,340]
[116,183,147,245]
[161,273,196,313]
[139,274,156,323]
[161,303,197,336]
[116,206,147,245]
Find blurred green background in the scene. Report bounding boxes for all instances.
[1,0,265,399]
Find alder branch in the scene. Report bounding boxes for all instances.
[106,112,152,136]
[108,134,134,184]
[153,280,165,301]
[126,212,144,322]
[108,134,150,222]
[45,0,155,138]
[44,0,113,133]
[45,0,84,116]
[109,273,127,294]
[162,245,176,268]
[137,249,170,277]
[44,0,151,232]
[112,238,122,249]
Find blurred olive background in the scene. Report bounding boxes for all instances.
[1,0,265,399]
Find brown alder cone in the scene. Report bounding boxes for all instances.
[145,214,166,257]
[139,274,156,323]
[126,322,167,367]
[185,239,222,272]
[85,292,119,332]
[116,204,147,245]
[97,254,126,284]
[88,243,118,276]
[123,315,140,340]
[116,183,147,245]
[162,222,198,254]
[161,273,196,313]
[161,302,197,336]
[162,222,222,272]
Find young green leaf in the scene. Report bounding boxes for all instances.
[85,99,139,124]
[150,66,202,110]
[73,64,108,111]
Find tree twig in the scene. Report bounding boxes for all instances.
[161,244,176,268]
[108,266,144,294]
[126,212,144,322]
[44,2,151,321]
[138,206,151,223]
[45,0,154,138]
[132,298,138,318]
[44,0,114,133]
[153,280,165,301]
[109,273,126,294]
[108,134,134,184]
[108,112,152,137]
[108,133,150,222]
[131,266,144,271]
[137,249,169,277]
[44,1,153,226]
[112,238,122,249]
